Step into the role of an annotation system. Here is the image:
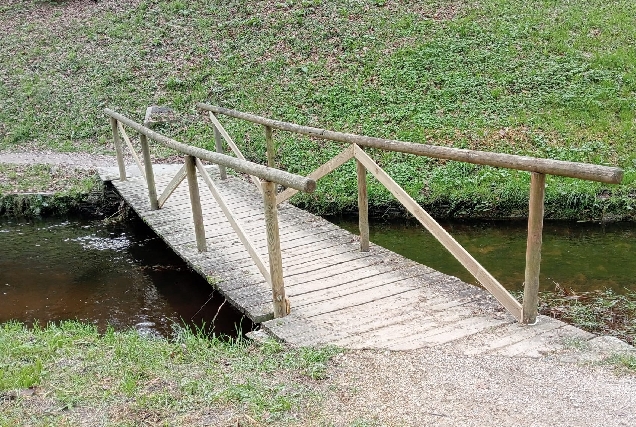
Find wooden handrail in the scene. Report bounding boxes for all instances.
[106,108,300,319]
[197,103,623,184]
[195,103,628,325]
[104,108,316,193]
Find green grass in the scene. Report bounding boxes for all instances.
[0,321,342,425]
[0,164,104,216]
[0,164,97,196]
[1,0,635,219]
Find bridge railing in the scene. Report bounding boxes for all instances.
[196,102,624,325]
[104,108,316,318]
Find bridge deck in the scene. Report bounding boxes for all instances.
[109,166,599,355]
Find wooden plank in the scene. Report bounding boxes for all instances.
[276,145,354,204]
[522,172,546,324]
[297,285,417,318]
[389,316,508,351]
[452,317,564,356]
[491,323,595,358]
[196,158,271,284]
[353,145,523,321]
[157,164,187,208]
[292,267,433,307]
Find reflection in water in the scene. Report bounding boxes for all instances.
[329,217,635,295]
[0,216,252,338]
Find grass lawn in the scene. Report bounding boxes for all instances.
[1,0,635,218]
[0,321,341,426]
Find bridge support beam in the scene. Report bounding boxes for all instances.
[140,134,159,210]
[212,115,227,180]
[110,118,127,181]
[185,156,207,252]
[263,180,289,318]
[522,172,546,324]
[356,158,369,252]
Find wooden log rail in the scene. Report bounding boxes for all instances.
[105,108,316,318]
[196,103,624,325]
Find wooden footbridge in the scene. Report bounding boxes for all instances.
[103,105,623,354]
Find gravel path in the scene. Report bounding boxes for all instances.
[0,151,117,169]
[321,346,636,426]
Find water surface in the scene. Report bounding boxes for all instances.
[329,217,635,295]
[0,216,251,337]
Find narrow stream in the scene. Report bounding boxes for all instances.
[329,217,636,295]
[0,216,252,338]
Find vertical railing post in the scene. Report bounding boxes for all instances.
[110,117,126,181]
[212,114,227,180]
[262,180,288,318]
[140,134,159,210]
[357,159,370,252]
[265,125,275,168]
[522,172,546,324]
[185,155,207,252]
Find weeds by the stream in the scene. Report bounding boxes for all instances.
[0,321,341,425]
[537,286,636,346]
[1,0,635,219]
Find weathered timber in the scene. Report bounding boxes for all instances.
[117,122,145,179]
[104,109,314,192]
[197,103,623,184]
[522,172,546,324]
[195,158,271,284]
[112,167,608,354]
[353,145,523,320]
[185,156,207,252]
[110,117,126,181]
[276,145,354,205]
[263,180,288,318]
[140,134,158,210]
[157,165,187,208]
[265,125,275,167]
[212,116,227,180]
[357,158,369,252]
[208,112,261,191]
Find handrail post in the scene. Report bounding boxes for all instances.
[356,158,369,252]
[110,117,126,181]
[212,114,227,180]
[140,134,159,210]
[185,156,207,252]
[522,172,546,324]
[262,180,289,318]
[265,125,275,168]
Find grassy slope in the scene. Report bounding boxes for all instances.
[1,0,635,219]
